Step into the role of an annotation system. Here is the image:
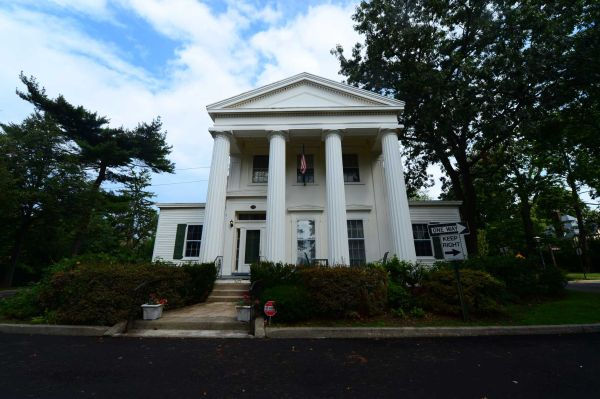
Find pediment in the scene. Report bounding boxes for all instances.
[207,72,404,114]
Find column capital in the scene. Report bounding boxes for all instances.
[266,130,289,141]
[321,128,345,141]
[209,129,233,140]
[378,127,399,137]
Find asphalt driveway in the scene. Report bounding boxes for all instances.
[567,280,600,293]
[1,333,599,398]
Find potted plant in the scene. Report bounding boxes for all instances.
[141,294,168,320]
[236,294,253,322]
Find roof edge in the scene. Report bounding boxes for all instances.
[156,203,206,209]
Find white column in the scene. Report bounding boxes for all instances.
[199,131,231,263]
[324,130,350,265]
[381,128,417,262]
[264,131,287,263]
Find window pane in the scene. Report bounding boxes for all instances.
[348,239,366,266]
[252,155,269,183]
[412,224,430,240]
[297,220,315,240]
[238,212,266,220]
[343,154,360,182]
[414,240,433,257]
[185,241,201,257]
[186,225,202,241]
[347,220,364,239]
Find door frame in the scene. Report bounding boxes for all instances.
[234,221,265,273]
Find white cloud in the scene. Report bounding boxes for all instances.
[0,0,365,202]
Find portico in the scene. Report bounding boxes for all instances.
[196,72,417,271]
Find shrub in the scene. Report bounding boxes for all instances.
[300,266,388,318]
[0,284,42,321]
[260,285,312,322]
[384,257,430,288]
[419,269,506,316]
[387,281,414,311]
[1,260,217,326]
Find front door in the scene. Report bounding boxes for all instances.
[236,228,262,274]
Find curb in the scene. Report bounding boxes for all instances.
[265,324,600,339]
[0,323,108,337]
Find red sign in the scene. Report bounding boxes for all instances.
[264,300,277,317]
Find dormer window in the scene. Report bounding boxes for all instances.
[252,155,269,183]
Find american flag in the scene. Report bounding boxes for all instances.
[299,152,307,175]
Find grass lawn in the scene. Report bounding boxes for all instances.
[276,291,600,328]
[567,273,600,281]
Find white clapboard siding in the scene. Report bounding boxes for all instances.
[152,205,205,263]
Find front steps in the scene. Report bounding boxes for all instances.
[124,280,252,338]
[206,280,250,303]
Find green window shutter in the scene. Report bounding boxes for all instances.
[173,224,187,259]
[432,236,444,259]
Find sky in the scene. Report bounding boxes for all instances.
[0,0,443,203]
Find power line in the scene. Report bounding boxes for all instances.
[175,166,211,170]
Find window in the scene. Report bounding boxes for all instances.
[342,154,360,182]
[237,212,266,220]
[412,223,433,257]
[297,154,314,183]
[185,225,202,257]
[296,220,316,264]
[347,220,366,266]
[252,155,269,183]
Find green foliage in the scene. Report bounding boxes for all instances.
[251,262,388,319]
[260,285,312,323]
[0,259,216,325]
[387,281,413,311]
[300,266,388,318]
[384,257,429,288]
[436,256,567,300]
[419,269,507,316]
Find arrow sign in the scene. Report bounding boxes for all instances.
[428,222,470,237]
[440,234,466,260]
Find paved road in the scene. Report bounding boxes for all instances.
[568,280,600,293]
[1,333,599,398]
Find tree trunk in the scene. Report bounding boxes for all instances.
[566,175,592,273]
[70,163,107,256]
[2,212,32,288]
[518,197,536,255]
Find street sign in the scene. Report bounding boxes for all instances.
[427,222,470,237]
[440,234,466,260]
[264,300,277,317]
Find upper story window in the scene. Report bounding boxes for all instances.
[252,155,269,183]
[185,225,203,257]
[342,154,360,182]
[297,154,314,184]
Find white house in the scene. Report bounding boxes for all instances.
[152,73,466,276]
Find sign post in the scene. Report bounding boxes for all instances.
[428,222,470,321]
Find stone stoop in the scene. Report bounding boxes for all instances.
[205,280,250,303]
[123,281,252,338]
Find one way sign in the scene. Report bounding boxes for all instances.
[440,234,465,260]
[428,222,470,237]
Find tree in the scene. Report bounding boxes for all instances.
[0,113,85,287]
[334,0,591,254]
[16,74,174,255]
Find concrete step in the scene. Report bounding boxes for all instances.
[206,296,244,303]
[210,289,248,296]
[133,317,249,332]
[213,283,249,291]
[123,329,252,338]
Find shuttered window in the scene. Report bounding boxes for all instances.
[185,225,203,257]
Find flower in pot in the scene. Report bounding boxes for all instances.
[141,294,168,320]
[236,293,253,323]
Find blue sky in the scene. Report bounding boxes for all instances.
[0,0,445,203]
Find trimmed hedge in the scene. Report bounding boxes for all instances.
[0,260,217,326]
[252,262,388,320]
[419,269,507,316]
[260,285,312,322]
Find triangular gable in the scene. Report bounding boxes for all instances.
[207,72,404,111]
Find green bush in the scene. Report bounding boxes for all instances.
[300,266,388,318]
[0,284,42,321]
[384,257,430,288]
[0,260,217,326]
[387,281,414,311]
[436,256,567,299]
[260,285,312,322]
[250,262,300,292]
[419,269,507,316]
